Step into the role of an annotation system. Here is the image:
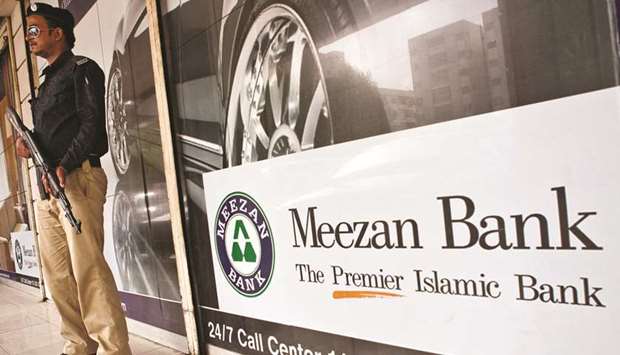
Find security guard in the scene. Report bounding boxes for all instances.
[16,3,131,355]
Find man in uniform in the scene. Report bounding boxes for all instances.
[16,3,132,355]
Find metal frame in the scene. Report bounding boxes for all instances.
[144,1,200,353]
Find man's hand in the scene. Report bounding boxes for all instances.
[41,174,50,195]
[41,166,67,196]
[15,137,31,158]
[56,166,66,188]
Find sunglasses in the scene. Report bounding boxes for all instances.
[26,25,53,39]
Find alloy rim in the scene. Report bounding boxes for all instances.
[226,5,333,165]
[113,190,154,295]
[106,66,131,174]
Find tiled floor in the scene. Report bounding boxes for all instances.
[0,281,184,354]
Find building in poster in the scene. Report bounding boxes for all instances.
[379,88,420,130]
[409,20,492,125]
[497,0,618,105]
[481,7,514,110]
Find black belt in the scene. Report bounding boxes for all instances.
[87,156,101,167]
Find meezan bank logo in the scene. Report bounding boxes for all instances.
[215,192,275,297]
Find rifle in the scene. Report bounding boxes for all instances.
[5,107,82,234]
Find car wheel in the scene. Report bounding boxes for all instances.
[112,190,155,295]
[224,1,388,166]
[106,55,134,177]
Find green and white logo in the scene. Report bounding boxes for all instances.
[215,192,275,297]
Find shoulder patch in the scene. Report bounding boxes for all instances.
[76,58,90,66]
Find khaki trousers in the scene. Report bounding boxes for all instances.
[35,162,131,355]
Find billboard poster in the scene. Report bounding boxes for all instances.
[202,87,620,354]
[157,0,619,353]
[10,231,40,287]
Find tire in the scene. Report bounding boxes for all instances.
[112,189,154,295]
[224,0,388,166]
[112,185,181,299]
[106,54,137,177]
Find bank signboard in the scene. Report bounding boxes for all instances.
[157,0,620,352]
[10,231,40,287]
[203,88,619,354]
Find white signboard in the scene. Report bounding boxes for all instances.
[10,231,39,279]
[203,88,620,355]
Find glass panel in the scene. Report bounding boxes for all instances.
[0,51,31,277]
[102,1,182,332]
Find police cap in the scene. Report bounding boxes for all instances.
[27,3,75,33]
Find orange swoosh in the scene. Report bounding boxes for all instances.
[332,290,403,299]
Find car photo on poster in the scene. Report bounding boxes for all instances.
[108,0,406,175]
[105,0,412,306]
[106,0,180,302]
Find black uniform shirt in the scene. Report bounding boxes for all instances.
[31,50,108,172]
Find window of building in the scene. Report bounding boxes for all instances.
[486,48,498,60]
[487,40,497,49]
[397,96,415,106]
[488,66,503,78]
[428,51,449,67]
[490,78,503,86]
[463,103,473,113]
[432,86,452,104]
[460,76,471,87]
[431,69,449,83]
[458,49,473,58]
[434,103,453,121]
[455,32,468,40]
[461,86,472,94]
[402,108,416,117]
[488,58,499,67]
[426,35,445,48]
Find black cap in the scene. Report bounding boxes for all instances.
[27,3,75,32]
